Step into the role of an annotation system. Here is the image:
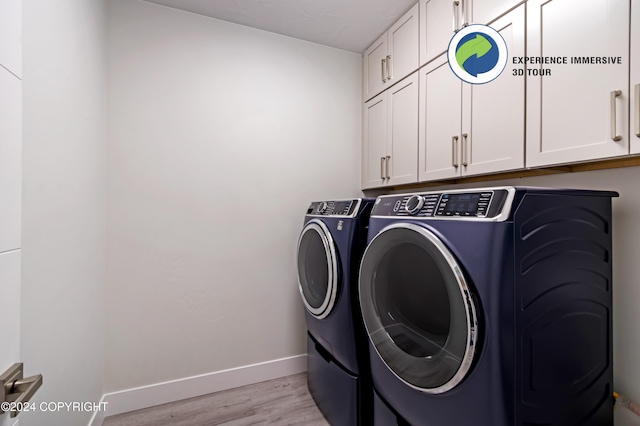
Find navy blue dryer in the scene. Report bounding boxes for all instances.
[358,187,617,426]
[297,198,375,426]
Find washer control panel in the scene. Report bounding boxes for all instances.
[372,188,513,220]
[307,200,358,216]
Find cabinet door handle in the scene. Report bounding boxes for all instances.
[610,90,622,141]
[635,84,640,137]
[452,1,460,32]
[386,55,392,80]
[461,133,468,166]
[452,136,459,168]
[380,157,385,180]
[461,0,468,27]
[386,155,391,179]
[381,58,387,83]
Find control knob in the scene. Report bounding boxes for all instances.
[404,195,424,215]
[318,202,328,214]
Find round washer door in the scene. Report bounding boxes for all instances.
[297,219,339,319]
[359,222,479,394]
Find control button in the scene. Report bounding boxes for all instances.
[404,195,425,215]
[393,200,402,212]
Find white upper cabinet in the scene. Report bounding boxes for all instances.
[631,1,640,154]
[526,0,629,167]
[363,91,389,189]
[471,0,522,26]
[420,0,522,67]
[364,34,388,104]
[419,6,525,182]
[363,3,419,101]
[463,6,525,176]
[363,73,419,189]
[419,54,462,181]
[386,73,420,186]
[0,0,22,78]
[419,0,456,68]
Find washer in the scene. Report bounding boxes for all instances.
[297,198,375,425]
[358,187,617,426]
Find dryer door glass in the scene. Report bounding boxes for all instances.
[297,220,339,319]
[359,223,478,394]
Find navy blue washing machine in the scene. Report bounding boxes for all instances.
[297,198,375,425]
[358,187,617,426]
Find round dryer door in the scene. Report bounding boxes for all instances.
[297,219,339,319]
[359,223,479,394]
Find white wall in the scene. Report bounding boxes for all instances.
[21,0,106,425]
[106,0,362,393]
[394,166,640,426]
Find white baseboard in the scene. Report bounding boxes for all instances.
[91,354,307,424]
[88,394,107,426]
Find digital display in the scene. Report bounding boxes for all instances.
[443,193,481,214]
[334,201,352,215]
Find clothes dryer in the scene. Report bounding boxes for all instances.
[359,187,617,426]
[297,198,374,425]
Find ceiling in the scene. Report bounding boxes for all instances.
[142,0,417,53]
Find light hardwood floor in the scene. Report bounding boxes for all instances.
[102,373,330,426]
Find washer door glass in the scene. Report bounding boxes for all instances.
[359,223,478,393]
[297,219,338,319]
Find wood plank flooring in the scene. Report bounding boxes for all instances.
[103,373,330,426]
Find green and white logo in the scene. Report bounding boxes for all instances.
[447,24,507,84]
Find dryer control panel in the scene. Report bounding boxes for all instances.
[306,199,361,217]
[372,187,515,221]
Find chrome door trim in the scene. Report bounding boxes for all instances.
[359,222,479,394]
[297,219,338,319]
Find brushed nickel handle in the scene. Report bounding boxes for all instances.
[461,0,468,27]
[380,157,385,180]
[452,136,459,168]
[386,55,392,80]
[452,1,460,32]
[462,133,468,166]
[1,363,43,418]
[611,90,622,141]
[381,58,387,83]
[635,84,640,137]
[386,155,391,179]
[8,375,43,418]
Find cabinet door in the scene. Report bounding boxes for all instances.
[462,5,524,176]
[363,92,389,189]
[387,73,419,186]
[363,33,388,101]
[387,3,419,88]
[420,0,462,67]
[472,0,523,25]
[527,0,629,167]
[631,1,640,154]
[419,55,462,181]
